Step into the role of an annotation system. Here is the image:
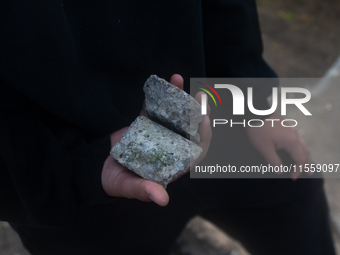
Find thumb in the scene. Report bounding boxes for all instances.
[104,158,170,206]
[125,177,170,206]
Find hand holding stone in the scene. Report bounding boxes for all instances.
[101,74,211,206]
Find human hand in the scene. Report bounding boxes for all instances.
[101,74,212,206]
[246,113,311,180]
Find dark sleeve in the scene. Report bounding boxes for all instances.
[0,1,133,135]
[0,82,116,227]
[0,2,130,227]
[202,0,278,117]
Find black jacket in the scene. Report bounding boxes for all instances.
[0,0,276,227]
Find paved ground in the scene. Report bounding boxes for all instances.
[1,1,340,254]
[0,222,29,255]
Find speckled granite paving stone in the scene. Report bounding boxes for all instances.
[110,116,202,188]
[144,75,203,142]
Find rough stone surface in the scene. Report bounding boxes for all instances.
[110,116,202,188]
[144,75,203,142]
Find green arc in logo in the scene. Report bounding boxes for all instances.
[198,87,217,106]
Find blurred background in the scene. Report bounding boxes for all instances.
[1,0,339,254]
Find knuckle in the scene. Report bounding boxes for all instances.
[111,172,128,197]
[134,180,148,201]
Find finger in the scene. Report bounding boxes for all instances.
[284,144,306,180]
[288,145,306,167]
[258,144,283,167]
[285,143,308,179]
[195,91,211,117]
[300,138,312,164]
[291,168,302,180]
[170,74,184,90]
[299,138,313,176]
[108,159,169,206]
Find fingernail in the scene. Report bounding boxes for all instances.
[148,194,155,202]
